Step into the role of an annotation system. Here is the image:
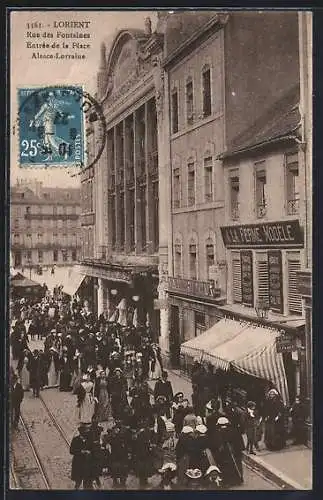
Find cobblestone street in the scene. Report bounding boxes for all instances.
[11,381,277,490]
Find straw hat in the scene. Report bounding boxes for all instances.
[196,424,207,434]
[182,426,194,434]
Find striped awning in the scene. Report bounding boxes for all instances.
[181,318,247,359]
[181,320,289,405]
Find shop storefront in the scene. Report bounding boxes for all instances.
[219,219,306,406]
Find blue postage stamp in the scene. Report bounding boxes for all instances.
[18,86,85,167]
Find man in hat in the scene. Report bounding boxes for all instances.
[154,371,173,418]
[29,349,43,397]
[172,392,189,437]
[59,346,73,391]
[104,419,131,488]
[11,373,24,429]
[70,424,95,489]
[108,367,128,421]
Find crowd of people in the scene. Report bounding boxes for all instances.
[10,292,308,490]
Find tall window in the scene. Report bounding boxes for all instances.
[53,250,58,262]
[110,195,116,251]
[171,90,179,134]
[286,152,300,215]
[287,252,302,314]
[129,189,135,252]
[26,206,31,214]
[230,174,240,220]
[72,250,77,261]
[206,239,215,279]
[256,252,269,305]
[187,161,195,206]
[140,185,147,251]
[202,65,212,117]
[119,192,125,251]
[189,242,197,279]
[186,77,194,125]
[152,181,159,252]
[38,250,43,263]
[173,168,181,208]
[204,156,213,202]
[255,163,267,218]
[174,240,182,278]
[232,251,242,303]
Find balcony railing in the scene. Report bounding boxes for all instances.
[256,201,267,218]
[167,276,221,300]
[287,198,300,215]
[231,201,240,221]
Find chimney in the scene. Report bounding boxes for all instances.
[97,42,108,99]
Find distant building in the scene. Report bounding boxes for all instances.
[10,179,81,270]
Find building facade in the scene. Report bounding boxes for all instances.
[163,13,229,367]
[11,180,82,270]
[78,19,170,343]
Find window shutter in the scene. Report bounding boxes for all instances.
[257,259,269,304]
[287,259,302,314]
[232,253,242,303]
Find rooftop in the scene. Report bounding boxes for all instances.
[220,84,301,159]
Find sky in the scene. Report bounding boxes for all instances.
[10,10,157,188]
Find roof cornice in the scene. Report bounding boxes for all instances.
[162,13,229,69]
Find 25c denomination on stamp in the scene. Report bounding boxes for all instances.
[18,86,85,168]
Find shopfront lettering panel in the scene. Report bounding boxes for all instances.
[268,250,284,314]
[220,220,303,248]
[240,250,254,306]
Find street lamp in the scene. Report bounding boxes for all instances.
[110,289,118,296]
[132,295,140,303]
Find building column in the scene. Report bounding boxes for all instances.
[145,100,154,254]
[134,109,143,254]
[114,127,121,252]
[97,278,104,317]
[158,274,169,352]
[153,61,171,357]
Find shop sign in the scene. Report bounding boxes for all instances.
[154,299,168,310]
[220,220,304,249]
[276,334,297,353]
[240,250,254,306]
[268,250,284,314]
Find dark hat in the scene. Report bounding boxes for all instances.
[174,392,184,401]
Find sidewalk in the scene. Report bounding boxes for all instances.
[149,369,312,490]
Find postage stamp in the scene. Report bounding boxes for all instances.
[18,86,85,168]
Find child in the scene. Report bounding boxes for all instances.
[245,401,258,454]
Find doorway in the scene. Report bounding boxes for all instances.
[169,305,180,368]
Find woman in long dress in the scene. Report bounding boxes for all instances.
[94,370,111,422]
[17,349,31,391]
[47,347,59,387]
[149,344,163,380]
[76,373,96,424]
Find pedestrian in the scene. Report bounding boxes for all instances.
[108,367,128,421]
[11,373,24,429]
[172,392,189,437]
[153,371,173,418]
[104,419,130,488]
[264,388,286,451]
[29,349,42,397]
[212,417,244,487]
[70,424,95,489]
[132,416,156,488]
[17,349,31,391]
[245,401,258,454]
[289,395,307,445]
[59,347,73,392]
[90,422,104,488]
[94,370,111,423]
[46,347,60,388]
[76,373,96,425]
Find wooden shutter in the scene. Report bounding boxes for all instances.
[256,253,269,304]
[287,258,302,314]
[232,252,242,303]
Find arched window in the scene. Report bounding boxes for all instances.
[202,64,212,117]
[174,237,182,278]
[187,158,195,207]
[171,87,179,134]
[189,235,198,280]
[204,155,213,202]
[186,76,194,125]
[206,236,216,280]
